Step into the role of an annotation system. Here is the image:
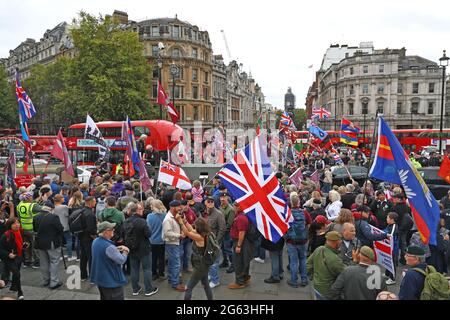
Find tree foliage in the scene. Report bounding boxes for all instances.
[0,66,17,128]
[293,108,307,130]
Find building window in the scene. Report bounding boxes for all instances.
[172,48,181,58]
[363,65,368,74]
[179,105,185,121]
[411,102,419,114]
[204,106,210,121]
[350,67,354,75]
[203,87,209,100]
[348,102,354,115]
[428,102,434,114]
[349,84,354,95]
[362,84,369,94]
[429,83,435,93]
[173,25,180,38]
[193,106,199,121]
[192,48,198,59]
[192,86,198,99]
[379,65,384,73]
[398,83,403,94]
[169,85,183,99]
[175,68,183,79]
[362,102,368,114]
[412,83,419,94]
[377,83,385,94]
[152,45,159,57]
[152,26,159,36]
[377,102,384,114]
[397,102,402,114]
[152,84,158,98]
[192,69,198,81]
[204,71,209,83]
[152,69,159,79]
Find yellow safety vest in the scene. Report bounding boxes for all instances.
[17,202,37,231]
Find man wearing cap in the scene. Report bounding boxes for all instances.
[370,190,393,230]
[329,246,387,300]
[33,206,64,289]
[398,245,429,300]
[307,231,346,300]
[354,205,389,248]
[90,221,129,300]
[17,191,42,268]
[203,196,226,289]
[117,184,138,212]
[219,193,235,271]
[162,200,186,292]
[37,186,54,209]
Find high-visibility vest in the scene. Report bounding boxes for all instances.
[17,202,37,231]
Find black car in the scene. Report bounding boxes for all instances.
[331,165,370,187]
[418,167,450,200]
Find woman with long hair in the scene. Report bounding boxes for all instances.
[146,200,168,280]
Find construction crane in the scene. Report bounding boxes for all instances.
[221,29,232,61]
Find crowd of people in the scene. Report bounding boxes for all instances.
[0,147,449,301]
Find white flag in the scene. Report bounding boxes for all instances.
[368,224,395,277]
[85,115,109,151]
[158,160,192,190]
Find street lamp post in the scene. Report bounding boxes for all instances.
[334,72,338,131]
[439,50,449,155]
[170,63,180,117]
[157,42,164,119]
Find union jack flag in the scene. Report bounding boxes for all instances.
[279,111,296,130]
[16,70,36,122]
[312,106,331,120]
[218,135,292,243]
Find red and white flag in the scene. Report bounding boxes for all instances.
[289,167,304,188]
[51,129,74,176]
[158,160,192,190]
[157,81,180,124]
[309,170,320,185]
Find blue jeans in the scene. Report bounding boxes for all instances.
[208,249,222,284]
[322,183,331,194]
[222,232,234,265]
[130,254,154,294]
[287,242,308,284]
[180,238,192,271]
[254,236,266,260]
[269,250,284,280]
[166,244,181,287]
[63,231,73,258]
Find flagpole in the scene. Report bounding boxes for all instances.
[363,113,380,202]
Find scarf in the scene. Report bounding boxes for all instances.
[6,230,23,257]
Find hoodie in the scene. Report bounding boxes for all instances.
[98,207,125,227]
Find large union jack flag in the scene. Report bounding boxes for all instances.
[16,70,36,122]
[279,111,296,130]
[312,106,331,120]
[218,135,292,243]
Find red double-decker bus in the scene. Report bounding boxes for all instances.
[65,120,184,166]
[0,129,57,159]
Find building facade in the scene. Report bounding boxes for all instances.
[284,87,295,113]
[212,55,227,126]
[316,47,443,131]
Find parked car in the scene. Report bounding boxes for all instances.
[418,167,450,200]
[55,165,96,185]
[331,165,370,187]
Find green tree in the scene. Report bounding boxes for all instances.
[69,11,156,121]
[0,66,17,129]
[293,108,307,130]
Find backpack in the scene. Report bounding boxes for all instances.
[96,198,106,215]
[68,208,85,234]
[286,209,308,242]
[245,219,260,243]
[203,233,221,266]
[123,219,138,250]
[413,265,450,300]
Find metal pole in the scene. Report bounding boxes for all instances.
[334,72,338,131]
[172,73,175,115]
[363,113,366,149]
[440,65,446,155]
[158,51,163,119]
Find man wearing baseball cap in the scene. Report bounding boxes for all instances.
[329,246,387,300]
[307,231,346,300]
[398,245,429,300]
[17,191,42,268]
[90,221,129,300]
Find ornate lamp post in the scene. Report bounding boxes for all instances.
[439,50,449,155]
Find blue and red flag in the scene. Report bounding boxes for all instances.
[309,123,328,141]
[15,70,36,173]
[369,117,440,245]
[217,135,292,243]
[121,116,140,176]
[340,118,360,146]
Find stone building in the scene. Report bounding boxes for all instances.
[315,45,443,131]
[212,54,227,126]
[284,87,295,113]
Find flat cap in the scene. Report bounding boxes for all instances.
[406,245,425,256]
[98,221,116,234]
[325,231,342,241]
[360,246,376,261]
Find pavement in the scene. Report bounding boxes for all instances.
[0,251,401,300]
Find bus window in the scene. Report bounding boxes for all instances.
[134,126,149,137]
[67,128,84,137]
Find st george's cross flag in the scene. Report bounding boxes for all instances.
[369,117,440,245]
[158,160,192,190]
[157,81,180,124]
[217,135,292,243]
[51,129,74,176]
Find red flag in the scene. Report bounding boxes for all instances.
[438,156,450,184]
[139,159,152,192]
[51,129,74,176]
[310,170,320,185]
[289,167,304,188]
[157,81,180,124]
[22,140,31,173]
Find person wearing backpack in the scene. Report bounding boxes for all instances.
[228,203,255,289]
[398,246,449,300]
[124,202,158,297]
[97,196,125,244]
[285,194,312,287]
[176,216,214,300]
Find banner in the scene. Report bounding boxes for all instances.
[368,224,395,277]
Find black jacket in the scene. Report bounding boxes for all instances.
[370,200,393,230]
[261,237,285,252]
[393,202,413,232]
[79,207,98,243]
[33,212,64,250]
[341,193,356,210]
[0,230,23,261]
[126,215,151,258]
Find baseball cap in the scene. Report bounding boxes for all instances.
[204,196,215,203]
[19,192,34,201]
[97,221,116,234]
[169,200,181,207]
[314,215,330,225]
[325,231,342,241]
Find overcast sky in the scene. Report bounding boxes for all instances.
[1,0,449,109]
